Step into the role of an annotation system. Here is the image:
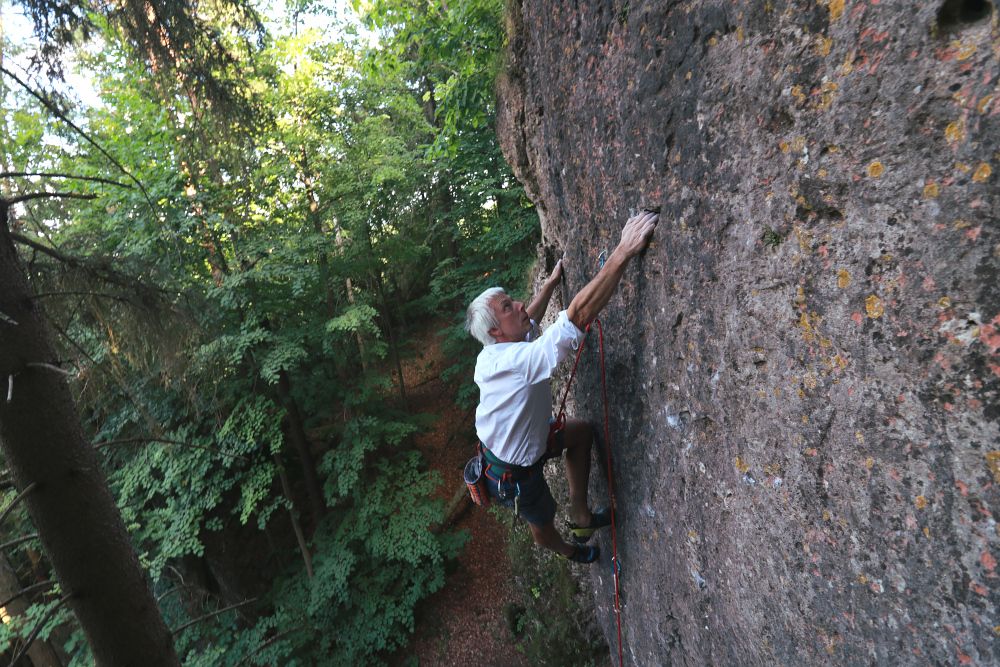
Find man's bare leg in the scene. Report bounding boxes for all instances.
[562,419,593,527]
[528,520,576,557]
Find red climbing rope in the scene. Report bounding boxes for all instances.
[554,318,625,667]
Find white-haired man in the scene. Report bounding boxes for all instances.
[465,211,658,562]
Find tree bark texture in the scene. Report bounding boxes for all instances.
[497,1,998,664]
[0,212,179,665]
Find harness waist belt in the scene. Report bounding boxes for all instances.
[480,444,541,478]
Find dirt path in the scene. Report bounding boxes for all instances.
[390,325,530,667]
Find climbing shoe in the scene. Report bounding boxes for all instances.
[568,507,611,543]
[559,544,600,564]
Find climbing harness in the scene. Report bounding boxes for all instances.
[554,317,626,667]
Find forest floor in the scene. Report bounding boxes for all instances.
[388,320,530,667]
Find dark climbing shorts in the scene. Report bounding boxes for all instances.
[484,463,556,526]
[481,423,565,526]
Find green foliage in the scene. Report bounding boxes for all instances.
[2,0,541,662]
[503,519,609,666]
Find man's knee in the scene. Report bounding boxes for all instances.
[563,419,594,449]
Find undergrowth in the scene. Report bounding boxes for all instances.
[497,508,609,666]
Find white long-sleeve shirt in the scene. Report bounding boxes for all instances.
[474,310,585,466]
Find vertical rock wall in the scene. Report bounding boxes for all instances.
[497,0,999,664]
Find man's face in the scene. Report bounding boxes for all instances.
[488,293,531,343]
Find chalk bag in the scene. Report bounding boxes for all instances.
[463,454,491,508]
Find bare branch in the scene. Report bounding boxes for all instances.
[0,65,157,212]
[0,482,38,527]
[8,593,72,667]
[0,172,132,189]
[94,437,249,461]
[237,627,301,666]
[0,580,54,609]
[7,192,97,206]
[31,291,134,304]
[25,362,76,377]
[0,533,40,551]
[170,598,258,636]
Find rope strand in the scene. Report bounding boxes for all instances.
[554,319,625,666]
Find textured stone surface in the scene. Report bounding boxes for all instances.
[498,1,1000,664]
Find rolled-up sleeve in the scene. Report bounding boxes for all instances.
[517,310,585,385]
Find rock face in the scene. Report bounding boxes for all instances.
[497,1,999,664]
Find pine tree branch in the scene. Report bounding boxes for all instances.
[8,592,72,667]
[0,533,40,551]
[0,580,54,609]
[170,598,258,635]
[0,482,38,527]
[0,65,157,212]
[0,172,132,189]
[6,192,97,206]
[94,438,249,461]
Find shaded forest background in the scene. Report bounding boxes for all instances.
[0,0,540,663]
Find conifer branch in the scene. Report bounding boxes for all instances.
[0,482,38,527]
[94,438,249,461]
[7,192,97,206]
[7,592,72,667]
[0,533,40,551]
[0,580,54,609]
[0,172,132,189]
[0,65,156,212]
[170,598,258,635]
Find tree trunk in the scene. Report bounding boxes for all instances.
[0,207,179,666]
[275,369,326,523]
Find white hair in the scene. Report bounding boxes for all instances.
[465,287,505,346]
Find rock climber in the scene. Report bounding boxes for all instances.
[465,210,658,562]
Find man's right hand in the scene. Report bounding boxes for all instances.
[618,211,659,258]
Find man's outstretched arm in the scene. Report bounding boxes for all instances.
[526,259,563,323]
[567,211,658,329]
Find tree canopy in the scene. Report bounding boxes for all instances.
[0,0,540,662]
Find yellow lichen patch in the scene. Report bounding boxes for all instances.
[923,527,931,539]
[867,161,884,178]
[837,269,851,288]
[688,529,699,541]
[791,136,807,152]
[865,295,885,319]
[795,285,807,305]
[735,457,750,473]
[987,451,1000,483]
[707,36,718,47]
[972,163,992,182]
[938,296,952,309]
[865,457,874,469]
[840,51,855,75]
[816,36,833,56]
[954,220,971,230]
[803,372,818,390]
[800,312,815,343]
[923,182,940,198]
[823,510,831,521]
[736,26,745,43]
[856,431,865,444]
[827,0,844,21]
[978,95,994,114]
[764,463,782,476]
[818,168,828,178]
[915,495,928,510]
[956,162,972,174]
[945,120,966,144]
[858,574,868,585]
[954,40,977,60]
[833,354,848,369]
[817,82,839,110]
[791,85,806,104]
[779,140,790,153]
[802,414,810,424]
